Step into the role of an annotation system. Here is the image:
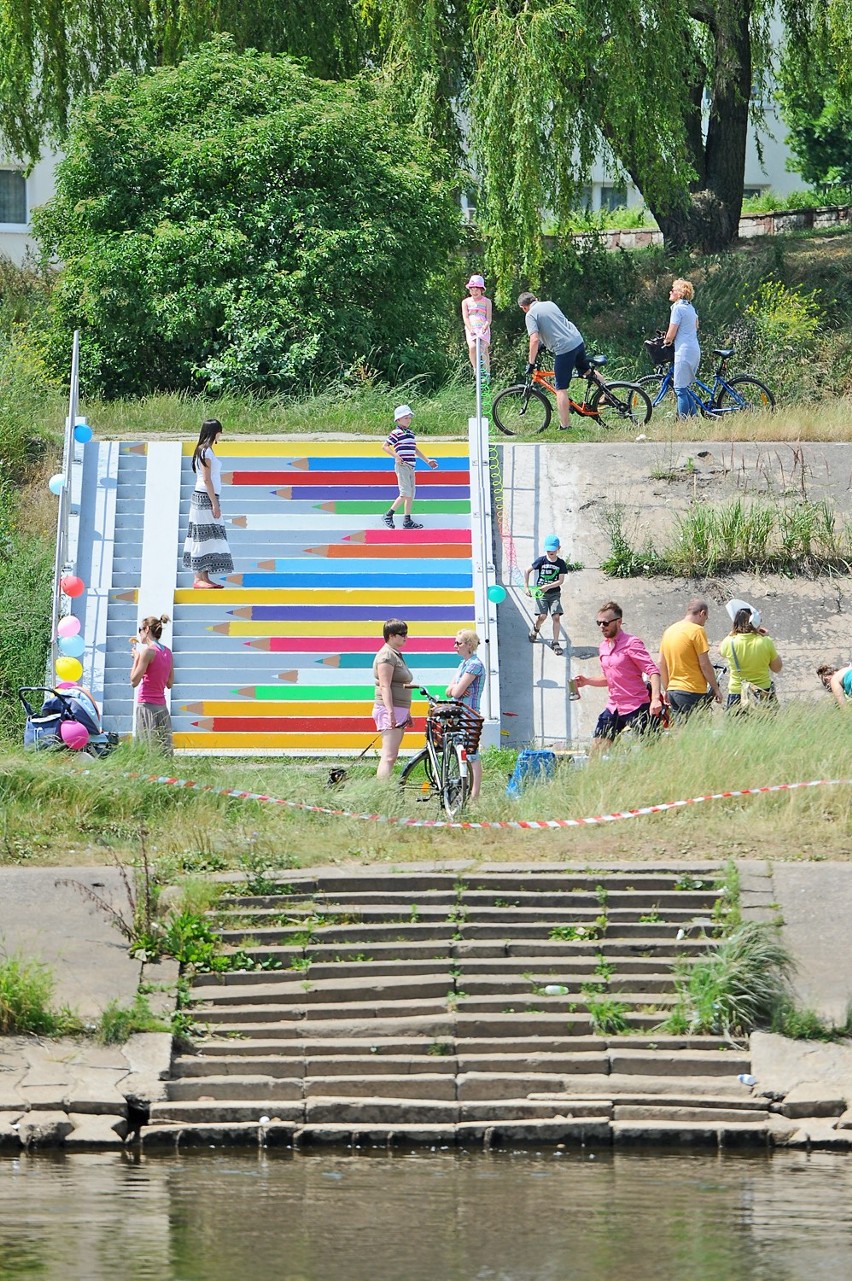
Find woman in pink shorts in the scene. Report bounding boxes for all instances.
[372,618,415,780]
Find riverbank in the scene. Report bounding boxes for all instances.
[1,860,850,1151]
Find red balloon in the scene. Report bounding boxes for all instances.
[60,720,89,750]
[60,575,85,598]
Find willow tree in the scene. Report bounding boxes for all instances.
[778,2,852,190]
[0,0,365,163]
[370,0,824,270]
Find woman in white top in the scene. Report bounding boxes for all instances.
[182,418,234,588]
[663,278,700,419]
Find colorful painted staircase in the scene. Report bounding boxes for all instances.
[70,433,499,755]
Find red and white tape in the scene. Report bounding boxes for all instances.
[93,771,852,831]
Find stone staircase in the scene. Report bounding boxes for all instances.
[144,868,771,1149]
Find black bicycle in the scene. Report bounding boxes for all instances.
[398,688,483,818]
[492,355,652,436]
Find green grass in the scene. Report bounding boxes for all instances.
[0,704,850,867]
[94,993,169,1043]
[0,953,82,1035]
[665,921,794,1036]
[601,497,852,577]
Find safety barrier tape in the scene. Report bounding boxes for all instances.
[94,770,852,832]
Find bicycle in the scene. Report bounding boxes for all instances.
[492,355,652,436]
[398,687,483,818]
[639,340,775,419]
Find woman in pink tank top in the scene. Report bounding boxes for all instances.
[130,613,175,753]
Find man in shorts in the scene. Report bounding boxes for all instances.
[658,598,723,718]
[518,292,589,431]
[575,601,662,750]
[524,534,568,655]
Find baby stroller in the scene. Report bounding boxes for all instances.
[19,685,119,757]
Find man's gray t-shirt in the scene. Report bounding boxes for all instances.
[525,301,583,355]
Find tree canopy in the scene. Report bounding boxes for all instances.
[0,0,365,163]
[778,5,852,190]
[33,39,458,398]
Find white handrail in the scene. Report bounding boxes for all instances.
[49,330,81,677]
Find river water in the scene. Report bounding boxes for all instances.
[1,1147,850,1280]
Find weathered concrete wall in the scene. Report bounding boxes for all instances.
[496,441,851,747]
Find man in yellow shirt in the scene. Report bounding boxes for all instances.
[658,599,723,719]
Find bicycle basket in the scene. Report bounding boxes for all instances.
[428,704,484,755]
[644,335,675,366]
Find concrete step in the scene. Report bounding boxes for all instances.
[151,1100,304,1123]
[190,956,690,986]
[215,904,718,927]
[608,1049,750,1077]
[167,1076,304,1102]
[613,1105,768,1123]
[611,1119,768,1146]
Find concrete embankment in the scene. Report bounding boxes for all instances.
[1,861,850,1151]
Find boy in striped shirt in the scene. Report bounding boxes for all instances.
[381,405,438,530]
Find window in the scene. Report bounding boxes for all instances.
[0,170,27,224]
[599,184,627,212]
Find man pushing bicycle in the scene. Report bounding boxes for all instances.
[518,292,589,431]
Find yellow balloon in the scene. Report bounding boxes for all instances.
[55,655,83,682]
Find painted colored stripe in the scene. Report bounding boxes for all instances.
[226,572,473,589]
[274,486,469,502]
[179,700,427,717]
[173,732,389,748]
[251,558,469,575]
[229,517,471,533]
[228,604,475,622]
[317,500,470,514]
[180,441,465,458]
[315,653,457,670]
[244,636,456,654]
[228,469,469,487]
[175,588,474,604]
[190,716,389,733]
[349,529,471,545]
[223,455,470,474]
[233,685,379,700]
[213,620,468,637]
[300,543,470,560]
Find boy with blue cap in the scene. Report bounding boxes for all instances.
[524,534,568,655]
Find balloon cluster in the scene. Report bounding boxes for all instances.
[48,419,93,496]
[55,575,89,745]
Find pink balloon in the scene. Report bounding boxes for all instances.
[57,616,81,638]
[60,575,85,598]
[60,720,89,750]
[55,681,75,690]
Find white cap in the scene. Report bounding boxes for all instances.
[726,598,762,628]
[394,405,414,421]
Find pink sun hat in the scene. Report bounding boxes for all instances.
[466,274,486,290]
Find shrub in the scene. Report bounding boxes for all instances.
[95,993,168,1043]
[34,37,460,399]
[666,921,794,1037]
[0,953,81,1034]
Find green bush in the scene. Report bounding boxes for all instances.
[0,953,81,1035]
[666,922,794,1037]
[95,993,168,1043]
[0,491,54,739]
[34,37,460,399]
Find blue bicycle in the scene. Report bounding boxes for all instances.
[639,343,775,419]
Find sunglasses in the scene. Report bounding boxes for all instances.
[453,639,464,646]
[596,617,619,627]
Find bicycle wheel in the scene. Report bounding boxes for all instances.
[440,742,469,819]
[492,385,552,436]
[399,747,436,798]
[714,375,775,413]
[588,381,653,428]
[637,374,676,412]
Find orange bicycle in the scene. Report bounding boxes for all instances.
[492,355,652,436]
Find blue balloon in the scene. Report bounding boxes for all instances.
[58,634,86,658]
[48,473,65,495]
[487,584,507,604]
[74,424,93,443]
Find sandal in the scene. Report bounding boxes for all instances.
[528,628,540,643]
[552,643,564,656]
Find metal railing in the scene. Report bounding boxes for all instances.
[49,330,81,677]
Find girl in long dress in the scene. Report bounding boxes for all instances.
[182,418,234,588]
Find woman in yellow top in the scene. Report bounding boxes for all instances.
[719,607,782,711]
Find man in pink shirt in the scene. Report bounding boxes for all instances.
[575,600,662,749]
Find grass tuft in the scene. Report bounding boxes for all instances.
[0,953,82,1035]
